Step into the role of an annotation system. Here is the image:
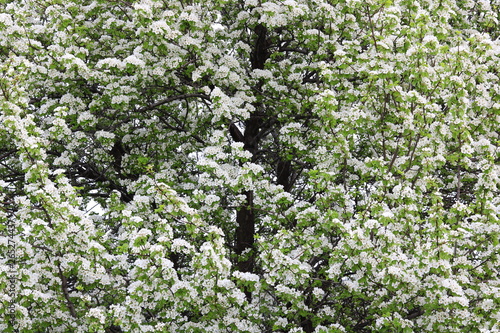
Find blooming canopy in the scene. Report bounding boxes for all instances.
[0,0,499,332]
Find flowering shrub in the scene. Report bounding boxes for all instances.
[0,0,499,332]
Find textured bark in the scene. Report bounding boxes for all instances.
[233,24,271,298]
[277,159,291,191]
[235,190,255,273]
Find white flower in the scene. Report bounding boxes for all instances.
[96,57,124,69]
[95,130,115,140]
[422,35,439,46]
[233,271,259,282]
[441,278,463,295]
[204,194,220,205]
[124,55,145,67]
[134,259,149,269]
[171,238,194,253]
[245,0,259,6]
[216,278,234,289]
[460,144,474,155]
[365,219,379,229]
[312,287,325,298]
[111,94,131,105]
[86,308,106,324]
[381,209,394,218]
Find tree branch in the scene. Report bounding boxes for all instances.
[57,265,77,318]
[405,308,424,320]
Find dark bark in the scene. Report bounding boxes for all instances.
[229,122,244,143]
[250,24,270,71]
[405,308,424,320]
[57,265,77,318]
[110,141,125,175]
[235,191,255,273]
[233,23,271,300]
[234,111,262,299]
[74,161,135,202]
[300,319,313,333]
[105,325,123,333]
[276,159,291,191]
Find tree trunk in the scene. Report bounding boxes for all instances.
[233,23,270,299]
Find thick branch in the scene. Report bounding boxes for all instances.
[405,308,425,320]
[235,191,255,273]
[229,122,244,143]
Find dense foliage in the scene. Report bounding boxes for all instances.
[1,0,499,332]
